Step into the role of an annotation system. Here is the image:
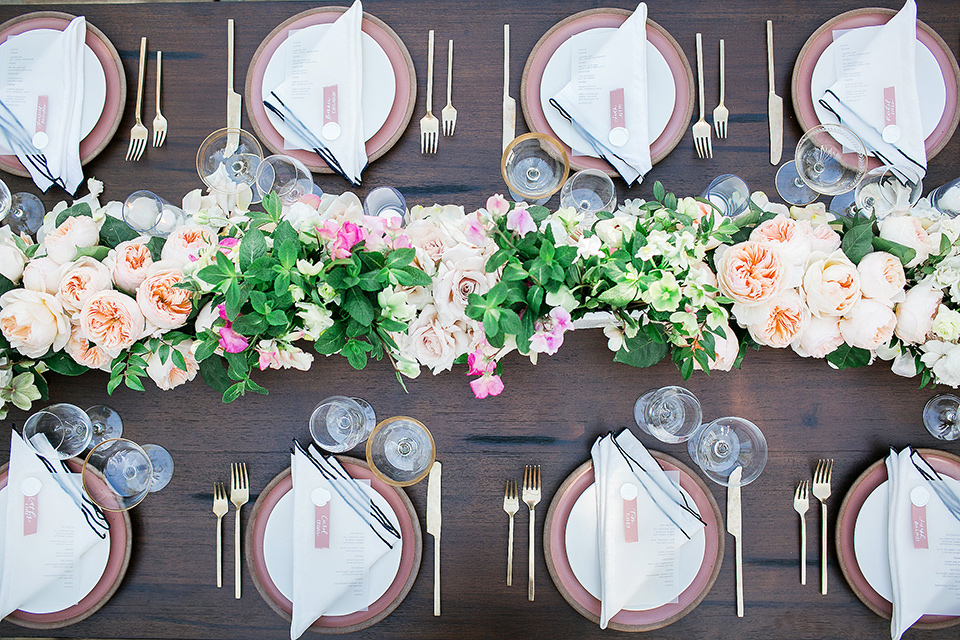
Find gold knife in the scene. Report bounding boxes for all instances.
[427,460,442,616]
[226,19,241,156]
[502,24,516,153]
[727,465,744,617]
[766,20,782,165]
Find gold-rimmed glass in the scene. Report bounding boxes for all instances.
[501,132,570,204]
[365,416,436,487]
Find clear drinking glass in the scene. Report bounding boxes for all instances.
[81,438,153,511]
[23,403,93,460]
[634,386,703,444]
[309,395,377,453]
[501,133,570,204]
[776,124,867,205]
[366,416,436,486]
[929,177,960,218]
[701,174,750,217]
[687,416,768,486]
[855,165,922,218]
[363,187,407,226]
[122,190,186,237]
[559,169,616,219]
[923,394,960,441]
[2,192,44,236]
[196,127,263,195]
[255,154,316,205]
[85,404,123,446]
[142,444,175,491]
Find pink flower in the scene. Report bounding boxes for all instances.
[468,350,496,375]
[506,205,536,236]
[470,373,504,399]
[315,219,339,241]
[217,325,248,353]
[486,194,510,217]
[330,221,366,259]
[529,307,573,355]
[390,234,412,250]
[299,193,322,209]
[464,212,489,245]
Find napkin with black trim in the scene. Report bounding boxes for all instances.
[818,0,925,181]
[549,2,651,185]
[591,430,705,629]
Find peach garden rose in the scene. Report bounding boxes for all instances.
[108,238,154,294]
[56,256,113,315]
[136,268,192,331]
[715,241,786,306]
[43,215,99,265]
[802,252,861,318]
[737,288,810,348]
[80,290,146,352]
[839,298,897,350]
[0,289,70,358]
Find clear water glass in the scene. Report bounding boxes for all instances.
[688,416,768,486]
[501,133,570,204]
[142,443,175,492]
[363,187,407,226]
[923,394,960,441]
[366,416,436,486]
[634,386,703,444]
[701,174,750,217]
[855,165,922,218]
[559,169,616,219]
[2,192,44,236]
[196,127,263,195]
[796,124,867,196]
[123,190,186,237]
[81,438,153,511]
[85,404,123,446]
[23,403,93,460]
[255,154,316,205]
[309,395,376,453]
[929,177,960,217]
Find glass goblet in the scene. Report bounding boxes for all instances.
[23,403,93,460]
[122,190,186,237]
[363,187,407,227]
[366,416,436,487]
[255,154,316,205]
[923,394,960,441]
[929,176,960,218]
[81,438,153,511]
[2,192,44,237]
[501,133,570,205]
[687,416,768,486]
[196,127,263,196]
[309,396,376,453]
[855,165,922,219]
[559,169,617,220]
[701,174,750,217]
[776,124,867,205]
[634,386,703,444]
[85,404,123,446]
[142,444,175,492]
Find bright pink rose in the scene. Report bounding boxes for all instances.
[330,221,366,259]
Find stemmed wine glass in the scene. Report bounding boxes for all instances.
[309,396,377,453]
[687,416,768,486]
[559,169,616,219]
[855,165,922,218]
[81,438,153,511]
[23,403,93,460]
[122,191,186,237]
[366,416,436,486]
[142,443,175,491]
[255,154,317,205]
[501,133,570,204]
[86,404,124,446]
[634,386,703,444]
[196,128,263,199]
[0,178,44,237]
[922,394,960,441]
[775,124,867,206]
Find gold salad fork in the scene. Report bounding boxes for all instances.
[212,482,228,588]
[813,459,833,595]
[230,462,249,599]
[713,39,728,139]
[691,33,712,159]
[419,30,439,154]
[522,465,541,602]
[793,480,809,586]
[503,481,519,586]
[125,37,148,162]
[152,51,167,148]
[441,39,457,136]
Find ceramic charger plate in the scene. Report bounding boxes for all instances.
[0,11,125,178]
[0,461,132,629]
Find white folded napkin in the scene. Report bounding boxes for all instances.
[818,0,926,181]
[269,0,366,185]
[290,445,396,640]
[886,447,960,640]
[549,2,651,185]
[0,431,102,619]
[591,430,705,628]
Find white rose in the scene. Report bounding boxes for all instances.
[858,252,906,306]
[55,256,113,314]
[21,256,62,294]
[802,252,860,317]
[921,341,960,387]
[105,237,153,294]
[878,215,938,268]
[145,340,199,390]
[43,216,99,264]
[0,289,70,358]
[432,245,497,326]
[160,224,217,268]
[282,200,322,233]
[0,226,27,282]
[402,305,470,373]
[804,221,842,254]
[594,213,636,250]
[693,322,739,371]
[792,316,844,358]
[894,281,943,344]
[839,298,897,350]
[934,255,960,298]
[932,305,960,342]
[404,219,453,275]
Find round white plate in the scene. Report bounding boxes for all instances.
[0,28,106,155]
[260,24,395,147]
[810,28,946,140]
[262,480,403,617]
[0,483,111,615]
[564,481,705,611]
[539,27,675,159]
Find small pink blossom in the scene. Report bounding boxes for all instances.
[298,193,322,209]
[506,206,536,236]
[470,373,504,399]
[529,307,573,355]
[331,221,366,259]
[486,194,510,216]
[390,234,412,249]
[217,325,248,353]
[219,237,240,248]
[464,212,488,245]
[315,219,339,241]
[468,350,496,375]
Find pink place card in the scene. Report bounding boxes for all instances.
[315,503,330,549]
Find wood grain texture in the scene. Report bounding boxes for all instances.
[0,1,957,638]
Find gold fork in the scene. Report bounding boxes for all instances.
[502,481,519,586]
[419,30,439,154]
[441,39,457,136]
[212,482,228,588]
[712,39,728,139]
[152,51,167,148]
[126,37,148,162]
[522,465,541,602]
[812,459,833,595]
[692,33,712,159]
[230,462,249,599]
[793,480,809,586]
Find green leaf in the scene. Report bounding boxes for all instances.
[145,236,166,262]
[222,382,245,403]
[124,374,145,392]
[526,285,544,317]
[261,192,283,219]
[98,215,140,248]
[342,339,371,370]
[826,343,871,369]
[343,288,375,326]
[54,202,93,227]
[394,266,432,287]
[501,262,528,282]
[385,247,416,268]
[840,221,875,264]
[598,282,639,307]
[485,249,511,273]
[277,239,299,270]
[43,352,90,376]
[0,275,14,298]
[107,375,122,395]
[653,181,666,203]
[245,377,269,396]
[613,333,669,368]
[266,309,288,326]
[239,228,268,271]
[664,191,678,211]
[871,237,917,266]
[171,348,187,372]
[224,351,250,381]
[76,245,110,261]
[159,342,171,363]
[197,265,229,286]
[231,313,268,335]
[314,322,347,354]
[225,281,247,320]
[194,338,219,363]
[499,309,523,336]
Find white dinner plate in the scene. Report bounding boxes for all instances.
[539,27,675,159]
[0,28,106,155]
[262,479,403,617]
[260,23,395,148]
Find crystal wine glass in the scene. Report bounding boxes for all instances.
[255,154,316,205]
[634,386,703,444]
[501,133,570,204]
[855,165,922,219]
[309,396,377,453]
[85,404,123,446]
[776,124,867,206]
[122,190,186,237]
[196,127,263,196]
[922,394,960,441]
[687,416,768,486]
[23,403,93,460]
[559,169,616,220]
[366,416,436,486]
[142,443,175,491]
[701,174,750,217]
[929,176,960,218]
[81,438,153,511]
[0,187,44,237]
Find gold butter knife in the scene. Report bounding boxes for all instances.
[226,19,241,155]
[427,460,442,616]
[727,465,744,617]
[767,20,782,165]
[502,24,516,153]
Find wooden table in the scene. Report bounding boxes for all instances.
[0,1,958,638]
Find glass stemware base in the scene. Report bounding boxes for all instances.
[775,160,819,206]
[688,416,768,486]
[82,438,153,511]
[366,416,436,487]
[923,394,960,441]
[634,386,702,444]
[142,444,175,491]
[86,404,124,446]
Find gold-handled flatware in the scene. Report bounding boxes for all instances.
[419,30,439,154]
[212,482,228,588]
[767,20,783,164]
[812,459,833,595]
[794,480,809,586]
[502,481,518,586]
[692,33,712,159]
[713,39,728,139]
[152,51,167,148]
[230,462,249,599]
[502,24,516,153]
[226,19,241,155]
[727,465,743,617]
[441,39,457,136]
[427,461,442,616]
[522,465,541,602]
[125,37,148,162]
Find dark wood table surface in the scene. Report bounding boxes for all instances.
[0,1,958,638]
